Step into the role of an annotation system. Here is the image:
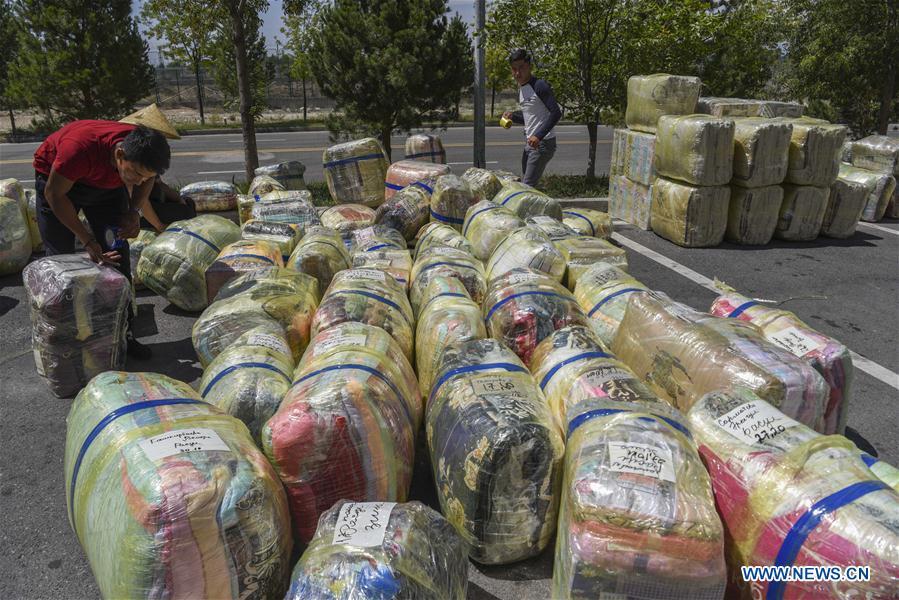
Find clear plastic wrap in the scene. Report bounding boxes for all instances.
[462,200,526,261]
[485,226,566,283]
[553,236,628,290]
[779,118,848,187]
[850,135,899,176]
[384,159,451,200]
[323,137,390,207]
[573,262,649,347]
[178,180,238,212]
[697,97,804,119]
[311,268,415,361]
[655,115,735,187]
[404,133,448,164]
[241,219,302,262]
[24,255,130,397]
[255,160,307,190]
[561,208,612,239]
[198,326,295,442]
[0,177,28,221]
[409,245,486,315]
[320,203,376,242]
[262,345,416,542]
[237,194,254,225]
[612,291,828,430]
[651,177,729,247]
[64,371,292,599]
[0,195,32,274]
[349,224,407,253]
[352,248,412,289]
[373,185,430,241]
[415,277,487,396]
[204,239,284,304]
[687,388,899,599]
[493,181,563,220]
[137,214,242,311]
[775,185,829,241]
[492,169,521,183]
[462,167,503,202]
[624,74,702,133]
[285,226,352,293]
[838,163,897,223]
[726,185,784,245]
[526,215,578,241]
[287,500,467,600]
[484,272,590,366]
[710,290,853,434]
[248,174,285,197]
[609,175,653,230]
[731,117,793,188]
[822,177,868,238]
[24,187,43,252]
[609,128,656,186]
[413,222,475,261]
[215,264,321,303]
[127,229,158,290]
[430,174,476,231]
[426,338,564,564]
[250,189,319,227]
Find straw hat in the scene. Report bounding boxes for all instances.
[120,103,181,139]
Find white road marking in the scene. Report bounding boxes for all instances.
[611,228,899,392]
[858,222,899,237]
[196,169,246,174]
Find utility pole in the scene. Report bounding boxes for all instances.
[473,0,486,168]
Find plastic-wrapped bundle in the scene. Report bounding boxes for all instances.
[0,196,32,274]
[384,159,451,200]
[320,203,376,242]
[349,224,407,253]
[726,185,784,245]
[609,175,653,230]
[561,208,612,239]
[404,133,447,163]
[24,255,130,397]
[323,138,389,207]
[415,277,487,396]
[250,189,317,226]
[651,177,729,247]
[194,268,319,366]
[462,200,525,261]
[655,114,735,187]
[838,163,897,223]
[780,118,848,186]
[127,229,158,290]
[137,214,241,311]
[413,221,475,261]
[822,177,868,238]
[484,272,590,366]
[199,327,294,442]
[867,455,899,491]
[775,185,829,241]
[613,290,828,429]
[427,338,564,564]
[352,248,412,289]
[237,194,254,225]
[731,117,793,188]
[850,135,899,175]
[485,226,566,284]
[493,182,563,220]
[204,239,284,304]
[0,177,27,222]
[710,290,853,434]
[462,167,502,202]
[286,226,352,293]
[255,160,307,190]
[248,174,285,197]
[24,188,43,252]
[263,344,416,542]
[609,128,656,186]
[429,174,476,231]
[178,180,238,212]
[287,501,467,600]
[687,388,899,599]
[492,169,521,183]
[311,268,415,361]
[697,97,804,119]
[553,236,628,290]
[373,185,430,241]
[409,246,486,316]
[573,263,649,347]
[64,371,292,599]
[241,220,302,262]
[625,74,702,133]
[526,215,578,241]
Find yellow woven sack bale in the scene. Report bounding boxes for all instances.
[561,208,612,239]
[850,135,899,176]
[726,185,784,246]
[650,178,729,247]
[625,74,702,133]
[779,118,848,186]
[553,236,628,290]
[655,114,734,186]
[731,117,793,188]
[775,185,829,241]
[838,163,897,223]
[0,196,32,274]
[822,178,868,238]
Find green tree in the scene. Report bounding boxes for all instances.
[282,0,322,122]
[209,2,271,120]
[485,40,513,118]
[304,0,473,161]
[0,1,22,135]
[7,0,153,125]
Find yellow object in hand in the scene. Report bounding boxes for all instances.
[500,116,512,129]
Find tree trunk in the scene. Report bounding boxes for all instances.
[877,60,896,135]
[302,77,307,122]
[490,85,496,118]
[194,60,205,125]
[381,125,393,162]
[8,108,16,137]
[586,121,598,180]
[227,0,259,182]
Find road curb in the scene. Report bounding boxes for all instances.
[558,197,609,211]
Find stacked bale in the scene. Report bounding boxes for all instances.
[384,159,450,200]
[323,138,389,207]
[285,226,352,293]
[374,185,430,241]
[404,133,447,164]
[179,181,238,212]
[462,200,525,262]
[430,174,477,231]
[255,160,306,190]
[493,181,563,221]
[844,136,899,221]
[0,194,32,274]
[573,262,649,347]
[204,239,283,304]
[697,96,804,118]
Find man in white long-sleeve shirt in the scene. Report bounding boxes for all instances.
[502,49,563,186]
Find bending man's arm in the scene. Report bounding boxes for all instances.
[44,169,94,245]
[124,177,165,235]
[532,79,562,140]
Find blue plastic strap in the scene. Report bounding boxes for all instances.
[167,227,220,253]
[588,287,645,317]
[429,362,529,405]
[485,290,572,323]
[727,300,759,319]
[412,181,434,194]
[323,153,384,169]
[292,363,412,424]
[500,190,529,206]
[201,362,290,396]
[404,150,446,160]
[430,209,465,225]
[860,453,879,468]
[562,210,595,236]
[69,397,209,535]
[420,292,467,314]
[566,407,693,440]
[420,261,479,274]
[462,204,500,236]
[538,351,611,390]
[767,480,890,600]
[330,290,410,324]
[385,182,404,191]
[364,243,401,252]
[219,253,275,265]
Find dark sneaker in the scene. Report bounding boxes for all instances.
[126,333,153,360]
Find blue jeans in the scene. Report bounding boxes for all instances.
[521,137,557,186]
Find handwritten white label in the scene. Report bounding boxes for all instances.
[332,502,396,547]
[470,374,526,396]
[716,400,800,445]
[342,268,387,282]
[505,271,544,286]
[247,333,291,356]
[355,258,393,268]
[767,326,826,357]
[139,428,230,461]
[316,333,368,354]
[608,441,676,482]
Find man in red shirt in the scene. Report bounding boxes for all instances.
[33,121,172,359]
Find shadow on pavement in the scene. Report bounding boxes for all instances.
[716,230,882,251]
[0,294,19,317]
[466,582,504,599]
[126,336,203,385]
[470,545,555,582]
